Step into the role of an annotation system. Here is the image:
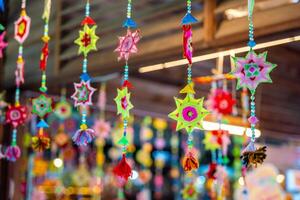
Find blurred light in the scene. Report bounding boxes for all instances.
[239,177,245,186]
[196,176,206,185]
[139,35,300,73]
[53,158,63,168]
[225,8,248,20]
[276,174,285,183]
[130,170,139,180]
[202,121,261,137]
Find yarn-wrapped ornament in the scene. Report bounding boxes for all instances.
[240,141,267,168]
[182,151,199,172]
[31,133,50,152]
[72,124,95,146]
[5,145,21,162]
[113,154,132,184]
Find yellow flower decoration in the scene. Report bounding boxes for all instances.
[75,24,99,56]
[203,131,221,151]
[114,87,133,119]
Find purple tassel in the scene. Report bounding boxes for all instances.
[5,146,21,162]
[72,128,95,146]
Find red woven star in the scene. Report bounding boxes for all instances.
[207,89,236,115]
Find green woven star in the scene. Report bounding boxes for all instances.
[114,87,133,119]
[169,93,209,133]
[75,24,99,56]
[32,94,53,118]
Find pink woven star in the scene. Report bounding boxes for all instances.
[0,31,8,58]
[115,29,140,61]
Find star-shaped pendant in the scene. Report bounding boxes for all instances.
[232,50,277,94]
[32,94,53,118]
[115,29,140,61]
[114,87,133,119]
[14,10,31,44]
[74,24,99,56]
[0,31,8,58]
[71,80,96,107]
[169,84,209,133]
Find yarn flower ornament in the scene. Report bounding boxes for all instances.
[115,29,140,61]
[92,119,111,139]
[182,183,198,200]
[114,87,133,120]
[6,105,27,128]
[31,133,51,152]
[71,80,96,107]
[206,89,236,115]
[169,86,209,133]
[54,100,72,120]
[32,94,53,118]
[72,124,95,146]
[5,145,21,162]
[74,24,99,56]
[0,31,8,58]
[14,10,31,44]
[232,50,276,94]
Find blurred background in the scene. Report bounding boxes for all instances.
[0,0,300,199]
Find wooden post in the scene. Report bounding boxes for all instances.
[203,0,216,43]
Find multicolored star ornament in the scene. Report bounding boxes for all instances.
[182,183,198,200]
[232,50,277,94]
[206,89,236,115]
[6,105,27,128]
[114,87,133,119]
[71,80,96,107]
[115,29,140,61]
[54,100,72,120]
[0,31,8,58]
[32,94,53,118]
[74,24,99,56]
[14,10,31,44]
[169,83,209,133]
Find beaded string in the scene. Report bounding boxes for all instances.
[187,0,192,13]
[126,0,132,19]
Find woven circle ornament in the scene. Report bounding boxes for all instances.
[6,105,27,128]
[231,0,275,168]
[71,0,98,146]
[54,100,72,121]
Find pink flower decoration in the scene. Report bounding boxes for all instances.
[206,89,236,115]
[93,119,111,139]
[232,50,277,93]
[115,29,140,61]
[5,145,21,162]
[72,128,95,146]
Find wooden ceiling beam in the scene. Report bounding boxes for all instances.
[203,0,216,43]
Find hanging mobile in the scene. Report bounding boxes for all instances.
[113,0,140,184]
[5,0,31,161]
[71,0,98,146]
[231,0,276,168]
[169,0,209,172]
[31,0,53,152]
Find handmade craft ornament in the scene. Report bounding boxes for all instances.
[32,94,53,119]
[182,151,199,172]
[183,25,193,64]
[6,105,27,128]
[115,29,140,61]
[231,0,276,167]
[31,133,51,152]
[14,9,31,44]
[207,89,236,115]
[0,31,8,58]
[5,145,21,162]
[75,24,99,57]
[72,0,98,146]
[54,100,72,120]
[93,119,111,139]
[114,87,133,120]
[71,80,96,107]
[182,183,198,200]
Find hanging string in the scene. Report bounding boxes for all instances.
[248,0,256,48]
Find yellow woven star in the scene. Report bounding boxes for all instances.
[114,87,133,119]
[169,93,209,133]
[75,24,99,56]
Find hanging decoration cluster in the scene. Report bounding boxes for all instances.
[31,0,53,152]
[231,0,276,168]
[169,0,209,172]
[113,0,141,184]
[71,0,98,146]
[5,0,31,162]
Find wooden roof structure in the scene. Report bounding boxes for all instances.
[2,0,300,142]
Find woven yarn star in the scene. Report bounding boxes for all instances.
[115,29,140,61]
[71,80,96,107]
[114,87,133,119]
[75,24,99,56]
[32,94,53,118]
[14,11,31,44]
[232,50,276,94]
